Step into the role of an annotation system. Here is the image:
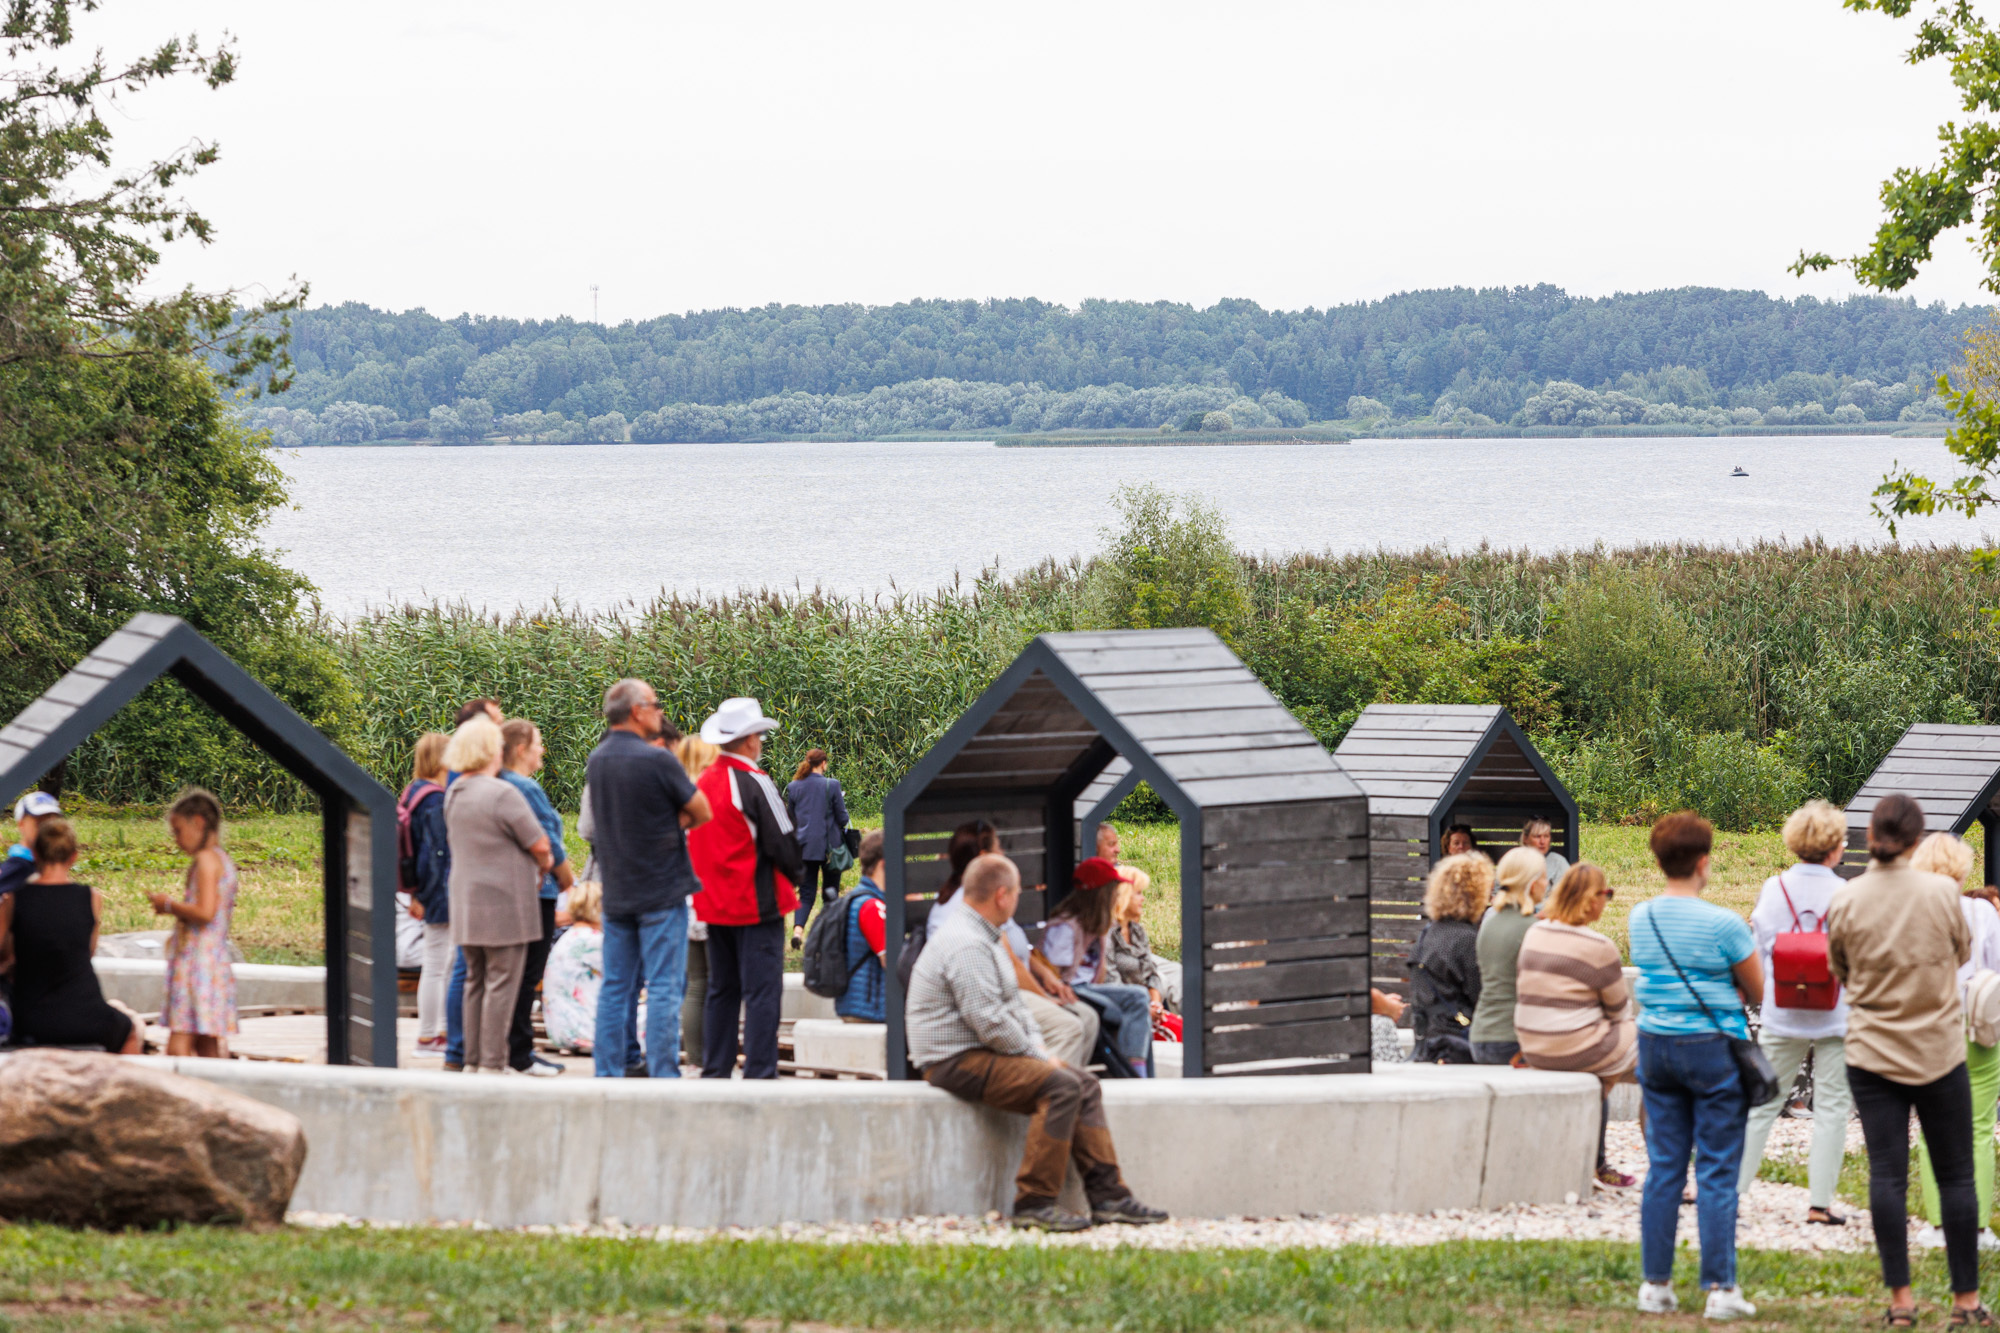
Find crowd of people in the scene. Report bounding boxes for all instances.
[1402,800,2000,1326]
[16,682,2000,1267]
[391,682,1168,1231]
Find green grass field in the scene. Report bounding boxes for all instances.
[63,807,1913,968]
[0,1225,1989,1332]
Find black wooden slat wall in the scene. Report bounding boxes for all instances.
[1200,800,1371,1075]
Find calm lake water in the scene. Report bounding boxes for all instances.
[262,436,1992,619]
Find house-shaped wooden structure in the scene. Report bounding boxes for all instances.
[1842,724,2000,886]
[884,627,1371,1078]
[0,614,399,1066]
[1332,704,1577,999]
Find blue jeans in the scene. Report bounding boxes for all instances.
[1638,1031,1748,1289]
[1075,982,1153,1067]
[445,947,466,1066]
[595,904,689,1078]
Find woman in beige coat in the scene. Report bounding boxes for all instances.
[443,715,553,1074]
[1828,794,1986,1327]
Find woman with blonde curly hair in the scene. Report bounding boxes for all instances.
[1738,799,1854,1228]
[1469,846,1547,1066]
[1408,852,1494,1063]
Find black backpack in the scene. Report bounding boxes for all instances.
[801,886,872,998]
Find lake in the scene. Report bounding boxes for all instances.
[261,436,1993,619]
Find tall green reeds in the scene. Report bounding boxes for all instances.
[335,564,1086,810]
[46,539,2000,826]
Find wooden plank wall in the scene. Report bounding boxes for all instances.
[902,802,1049,931]
[1200,798,1372,1076]
[1369,811,1426,1002]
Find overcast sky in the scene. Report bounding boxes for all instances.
[80,1,2000,323]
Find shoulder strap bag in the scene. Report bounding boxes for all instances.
[1647,906,1780,1107]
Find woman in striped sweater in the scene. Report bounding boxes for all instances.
[1516,862,1638,1189]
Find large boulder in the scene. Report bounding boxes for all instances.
[0,1050,306,1227]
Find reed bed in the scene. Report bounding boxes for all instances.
[1247,540,2000,735]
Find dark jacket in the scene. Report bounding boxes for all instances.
[1409,917,1482,1059]
[784,772,849,862]
[404,784,451,923]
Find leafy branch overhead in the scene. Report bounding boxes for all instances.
[0,1,303,378]
[1799,1,2000,538]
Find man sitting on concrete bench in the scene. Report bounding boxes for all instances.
[906,851,1168,1232]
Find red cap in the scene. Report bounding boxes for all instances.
[1071,857,1128,890]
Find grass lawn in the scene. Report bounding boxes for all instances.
[57,810,1980,968]
[0,1225,1986,1332]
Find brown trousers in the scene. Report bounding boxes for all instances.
[924,1048,1127,1210]
[462,942,527,1072]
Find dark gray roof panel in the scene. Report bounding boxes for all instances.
[1845,724,2000,834]
[892,628,1357,818]
[1332,703,1572,824]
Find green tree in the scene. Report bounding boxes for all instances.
[0,3,337,806]
[1082,485,1251,645]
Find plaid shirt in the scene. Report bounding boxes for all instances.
[905,903,1047,1067]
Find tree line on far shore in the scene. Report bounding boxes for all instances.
[238,288,1972,445]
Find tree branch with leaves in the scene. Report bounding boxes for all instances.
[1796,0,2000,541]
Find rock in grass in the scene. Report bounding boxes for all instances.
[0,1049,306,1228]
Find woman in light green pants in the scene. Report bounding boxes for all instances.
[1912,832,2000,1250]
[1737,802,1852,1224]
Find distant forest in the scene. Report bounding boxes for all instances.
[239,286,1983,444]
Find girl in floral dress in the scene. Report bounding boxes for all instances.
[149,788,239,1057]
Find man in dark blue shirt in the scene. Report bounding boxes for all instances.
[585,677,711,1077]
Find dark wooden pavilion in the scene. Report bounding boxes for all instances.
[883,627,1371,1078]
[0,614,400,1066]
[1331,703,1577,1000]
[1842,724,2000,885]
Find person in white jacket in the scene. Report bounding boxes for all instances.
[1737,800,1853,1226]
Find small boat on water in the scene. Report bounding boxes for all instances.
[1730,466,1749,477]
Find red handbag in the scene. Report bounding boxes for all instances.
[1770,875,1840,1011]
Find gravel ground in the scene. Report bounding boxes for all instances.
[291,1113,1915,1252]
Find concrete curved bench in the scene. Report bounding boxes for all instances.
[135,1056,1600,1228]
[92,958,327,1014]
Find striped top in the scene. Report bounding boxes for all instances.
[1629,896,1754,1038]
[1514,919,1637,1079]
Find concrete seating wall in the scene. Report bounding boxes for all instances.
[140,1057,1600,1228]
[91,961,840,1022]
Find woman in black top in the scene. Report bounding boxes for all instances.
[1408,851,1494,1063]
[0,817,137,1053]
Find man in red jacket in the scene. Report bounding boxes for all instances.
[688,697,802,1078]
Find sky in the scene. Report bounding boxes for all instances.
[78,1,2000,323]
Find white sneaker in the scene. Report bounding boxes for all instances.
[1703,1287,1757,1321]
[1918,1223,1948,1250]
[1981,1228,2000,1252]
[1637,1282,1678,1314]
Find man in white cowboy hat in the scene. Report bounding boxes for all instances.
[687,697,804,1078]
